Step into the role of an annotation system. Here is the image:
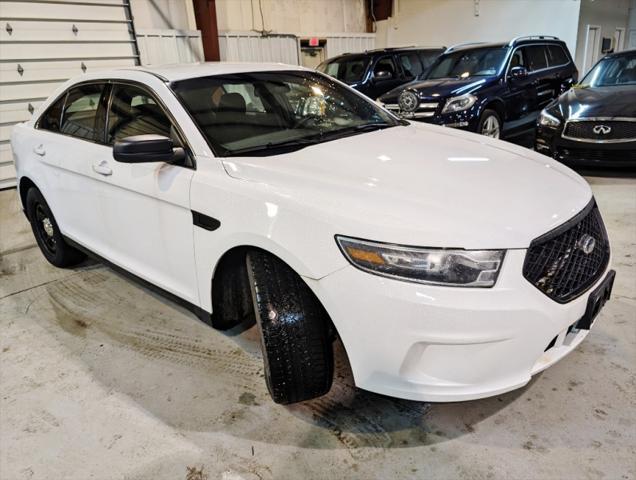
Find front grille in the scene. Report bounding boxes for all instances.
[384,101,439,119]
[556,147,636,163]
[563,120,636,142]
[523,201,610,303]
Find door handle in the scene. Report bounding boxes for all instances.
[33,144,46,156]
[92,161,112,176]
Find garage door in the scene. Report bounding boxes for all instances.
[0,0,139,189]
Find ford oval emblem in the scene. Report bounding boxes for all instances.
[576,234,596,255]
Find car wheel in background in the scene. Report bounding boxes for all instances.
[246,250,334,404]
[478,109,502,139]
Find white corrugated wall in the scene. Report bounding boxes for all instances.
[135,29,204,65]
[218,32,300,65]
[0,0,139,189]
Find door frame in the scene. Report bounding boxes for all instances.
[613,27,626,52]
[582,24,601,76]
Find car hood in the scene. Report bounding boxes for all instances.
[379,76,496,102]
[556,85,636,118]
[221,124,591,249]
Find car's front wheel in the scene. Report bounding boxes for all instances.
[246,251,334,404]
[26,187,85,268]
[478,109,502,139]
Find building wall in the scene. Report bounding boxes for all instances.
[575,0,631,74]
[130,0,197,30]
[628,0,636,49]
[374,0,582,56]
[215,0,367,35]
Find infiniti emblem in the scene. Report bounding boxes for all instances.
[592,124,612,135]
[576,234,596,255]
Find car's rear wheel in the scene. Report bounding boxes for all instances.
[26,188,85,268]
[246,250,334,404]
[478,109,502,139]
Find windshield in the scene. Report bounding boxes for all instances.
[317,57,369,84]
[579,54,636,87]
[426,47,508,80]
[171,71,398,157]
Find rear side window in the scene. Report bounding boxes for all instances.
[60,84,106,141]
[38,95,65,132]
[547,45,569,66]
[108,84,173,145]
[398,53,423,78]
[374,56,397,76]
[524,46,548,71]
[418,51,440,69]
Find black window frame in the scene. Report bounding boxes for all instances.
[35,79,195,170]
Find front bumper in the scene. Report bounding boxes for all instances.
[536,125,636,167]
[307,249,612,402]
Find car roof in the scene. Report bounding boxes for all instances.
[327,46,445,61]
[113,62,309,82]
[603,48,636,59]
[445,42,508,53]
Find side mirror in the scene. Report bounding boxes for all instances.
[509,66,529,80]
[374,69,394,81]
[113,134,185,164]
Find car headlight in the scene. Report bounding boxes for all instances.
[441,94,478,114]
[336,236,505,287]
[538,110,561,128]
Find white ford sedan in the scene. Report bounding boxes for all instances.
[11,63,615,404]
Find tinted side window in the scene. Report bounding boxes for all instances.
[38,95,66,132]
[108,84,173,145]
[374,56,397,76]
[418,50,440,69]
[524,46,548,71]
[60,84,105,141]
[398,53,423,78]
[547,45,569,66]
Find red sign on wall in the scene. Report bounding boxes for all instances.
[308,37,319,47]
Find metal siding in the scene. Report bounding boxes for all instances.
[218,32,299,65]
[324,34,375,59]
[135,29,204,65]
[0,0,138,188]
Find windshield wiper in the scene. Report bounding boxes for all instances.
[224,133,324,157]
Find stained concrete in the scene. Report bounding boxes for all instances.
[1,173,635,480]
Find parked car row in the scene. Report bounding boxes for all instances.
[320,37,635,168]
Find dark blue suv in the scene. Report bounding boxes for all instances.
[317,47,445,100]
[378,36,578,139]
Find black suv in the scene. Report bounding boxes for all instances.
[317,47,445,99]
[378,36,578,139]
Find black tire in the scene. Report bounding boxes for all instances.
[246,251,333,404]
[26,188,85,268]
[211,250,254,330]
[477,109,502,139]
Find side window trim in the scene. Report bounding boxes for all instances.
[107,79,195,169]
[37,81,108,143]
[505,43,571,79]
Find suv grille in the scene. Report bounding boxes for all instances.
[563,120,636,142]
[523,201,610,303]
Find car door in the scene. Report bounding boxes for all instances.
[546,44,577,94]
[93,81,199,304]
[367,55,403,99]
[525,45,554,111]
[35,82,110,251]
[501,47,537,131]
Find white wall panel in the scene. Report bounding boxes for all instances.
[136,29,204,65]
[324,34,375,59]
[0,0,138,188]
[219,32,299,65]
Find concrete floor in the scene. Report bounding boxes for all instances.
[1,173,635,480]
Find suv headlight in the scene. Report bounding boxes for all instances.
[336,236,505,287]
[539,109,561,128]
[442,94,478,114]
